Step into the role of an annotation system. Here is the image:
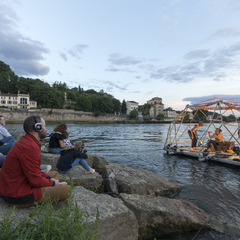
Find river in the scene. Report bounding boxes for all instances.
[6,123,240,239]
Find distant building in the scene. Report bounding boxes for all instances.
[147,97,164,118]
[126,101,138,115]
[0,91,37,109]
[164,109,177,118]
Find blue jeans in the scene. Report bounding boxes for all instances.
[60,158,90,174]
[49,148,62,154]
[0,155,6,167]
[0,136,14,155]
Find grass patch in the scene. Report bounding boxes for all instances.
[0,193,99,240]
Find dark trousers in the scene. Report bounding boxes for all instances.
[188,130,197,148]
[207,140,223,151]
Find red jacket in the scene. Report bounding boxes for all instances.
[0,133,54,204]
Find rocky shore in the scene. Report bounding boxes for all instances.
[0,152,232,239]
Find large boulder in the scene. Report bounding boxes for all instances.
[73,186,139,240]
[103,162,181,197]
[41,152,59,170]
[59,165,103,190]
[120,193,210,240]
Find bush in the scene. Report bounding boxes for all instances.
[0,194,99,240]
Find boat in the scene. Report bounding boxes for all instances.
[164,97,240,166]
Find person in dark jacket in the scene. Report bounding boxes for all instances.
[56,141,95,174]
[49,124,68,154]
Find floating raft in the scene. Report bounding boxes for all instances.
[166,146,240,166]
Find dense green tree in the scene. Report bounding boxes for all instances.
[156,113,164,120]
[112,98,121,113]
[129,109,138,120]
[138,103,151,116]
[121,100,127,114]
[75,94,92,112]
[52,81,68,91]
[0,60,123,111]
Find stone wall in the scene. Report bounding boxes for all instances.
[0,109,128,123]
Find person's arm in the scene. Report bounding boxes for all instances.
[0,127,11,138]
[75,149,88,159]
[208,131,214,138]
[59,140,68,148]
[20,146,54,188]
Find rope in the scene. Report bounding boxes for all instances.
[191,220,209,240]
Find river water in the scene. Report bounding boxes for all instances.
[7,123,240,239]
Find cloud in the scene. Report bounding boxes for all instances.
[0,2,50,76]
[60,52,68,62]
[108,53,142,66]
[60,44,88,61]
[149,42,240,83]
[183,95,240,104]
[184,49,211,60]
[68,44,88,59]
[209,28,240,40]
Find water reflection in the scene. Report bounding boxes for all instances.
[5,123,240,237]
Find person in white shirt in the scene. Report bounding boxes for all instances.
[0,115,14,154]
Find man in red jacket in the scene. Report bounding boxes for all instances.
[0,115,71,208]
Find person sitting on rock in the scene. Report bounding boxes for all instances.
[0,115,71,208]
[0,115,15,155]
[62,131,74,146]
[56,141,95,174]
[207,128,224,152]
[49,124,69,154]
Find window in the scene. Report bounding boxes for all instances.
[8,101,12,104]
[20,98,27,104]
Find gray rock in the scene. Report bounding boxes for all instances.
[103,162,181,197]
[86,153,107,173]
[120,193,210,239]
[41,152,59,170]
[105,172,119,195]
[59,165,103,190]
[73,186,139,240]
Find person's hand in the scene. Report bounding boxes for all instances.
[54,180,62,186]
[0,152,3,155]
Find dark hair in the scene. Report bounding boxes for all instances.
[62,131,69,139]
[23,115,41,133]
[54,124,67,133]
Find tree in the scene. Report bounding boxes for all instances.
[129,109,138,120]
[112,98,121,113]
[138,103,151,116]
[52,81,68,91]
[156,113,164,120]
[75,94,92,112]
[121,100,127,114]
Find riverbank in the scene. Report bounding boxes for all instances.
[0,152,224,240]
[0,109,173,124]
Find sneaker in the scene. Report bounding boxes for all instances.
[86,168,95,174]
[41,164,52,173]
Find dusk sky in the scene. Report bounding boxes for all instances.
[1,0,240,110]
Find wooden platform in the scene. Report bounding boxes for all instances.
[166,146,240,166]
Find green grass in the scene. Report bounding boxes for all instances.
[0,193,99,240]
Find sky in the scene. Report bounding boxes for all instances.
[1,0,240,110]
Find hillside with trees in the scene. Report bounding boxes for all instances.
[0,61,121,114]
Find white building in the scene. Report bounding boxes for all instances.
[0,91,37,109]
[126,101,138,115]
[164,109,177,118]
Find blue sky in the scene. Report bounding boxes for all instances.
[1,0,240,110]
